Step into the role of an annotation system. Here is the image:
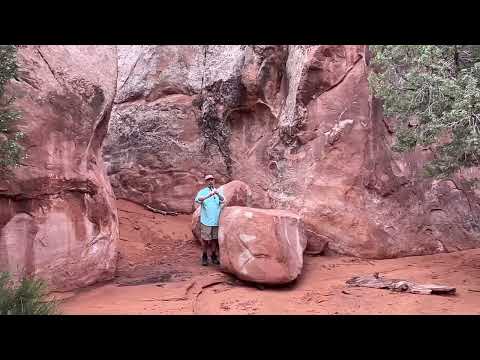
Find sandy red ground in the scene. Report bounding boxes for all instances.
[59,199,480,315]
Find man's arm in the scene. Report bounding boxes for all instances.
[195,190,215,203]
[216,189,225,202]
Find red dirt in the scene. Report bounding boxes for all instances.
[59,199,480,314]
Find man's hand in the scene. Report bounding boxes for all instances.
[198,188,223,203]
[216,188,225,202]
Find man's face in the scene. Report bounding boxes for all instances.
[207,178,215,188]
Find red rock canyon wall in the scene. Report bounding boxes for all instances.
[104,45,480,259]
[2,45,479,294]
[0,46,119,291]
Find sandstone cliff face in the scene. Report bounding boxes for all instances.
[104,45,287,212]
[0,46,119,291]
[105,45,480,259]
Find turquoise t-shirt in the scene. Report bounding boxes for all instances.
[195,187,224,226]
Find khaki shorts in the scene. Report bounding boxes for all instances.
[200,224,219,241]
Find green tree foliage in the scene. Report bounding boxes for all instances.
[0,272,58,315]
[0,45,23,169]
[369,45,480,177]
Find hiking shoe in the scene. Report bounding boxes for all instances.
[211,254,220,265]
[202,253,208,266]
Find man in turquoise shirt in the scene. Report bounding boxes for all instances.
[195,174,225,266]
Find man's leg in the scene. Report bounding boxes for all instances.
[211,239,218,255]
[200,224,211,266]
[200,239,208,265]
[210,226,220,265]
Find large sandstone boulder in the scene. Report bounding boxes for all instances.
[191,180,252,241]
[0,46,119,291]
[218,207,307,284]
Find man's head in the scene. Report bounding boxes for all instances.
[205,174,215,188]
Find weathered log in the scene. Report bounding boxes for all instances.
[144,204,179,216]
[346,274,456,295]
